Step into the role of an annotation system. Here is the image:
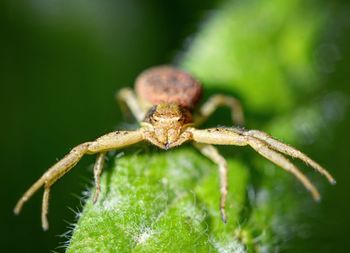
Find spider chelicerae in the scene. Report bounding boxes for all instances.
[14,65,335,230]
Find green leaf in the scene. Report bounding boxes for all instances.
[67,148,249,252]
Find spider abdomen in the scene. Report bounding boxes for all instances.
[135,66,202,109]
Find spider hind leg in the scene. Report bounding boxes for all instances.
[194,94,245,127]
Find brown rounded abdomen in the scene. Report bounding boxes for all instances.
[135,66,202,109]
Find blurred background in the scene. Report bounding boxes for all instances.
[0,0,349,252]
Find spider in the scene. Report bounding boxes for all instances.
[14,66,335,230]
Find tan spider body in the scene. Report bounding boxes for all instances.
[14,66,335,230]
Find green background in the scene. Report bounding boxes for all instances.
[1,0,349,252]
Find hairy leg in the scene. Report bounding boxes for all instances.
[247,138,321,201]
[193,143,228,223]
[244,130,336,184]
[42,186,50,230]
[14,142,91,218]
[194,94,244,127]
[93,152,106,203]
[189,127,334,200]
[14,130,144,230]
[116,88,146,122]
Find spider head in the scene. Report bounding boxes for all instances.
[143,103,193,149]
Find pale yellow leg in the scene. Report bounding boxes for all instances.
[42,186,50,231]
[247,138,321,201]
[116,88,145,122]
[14,130,144,230]
[245,130,336,184]
[189,127,328,201]
[92,152,106,203]
[194,143,228,223]
[194,94,244,127]
[14,142,91,217]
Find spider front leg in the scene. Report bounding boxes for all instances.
[194,94,244,127]
[194,143,228,223]
[244,130,336,184]
[14,130,144,230]
[189,127,335,201]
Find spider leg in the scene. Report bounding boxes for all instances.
[117,88,146,122]
[194,94,244,127]
[14,142,91,224]
[190,128,323,201]
[247,138,321,201]
[92,152,106,203]
[193,143,228,223]
[14,130,144,230]
[244,130,336,184]
[42,186,50,230]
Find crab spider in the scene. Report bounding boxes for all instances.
[14,66,335,230]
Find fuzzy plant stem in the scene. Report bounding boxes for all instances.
[67,0,329,252]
